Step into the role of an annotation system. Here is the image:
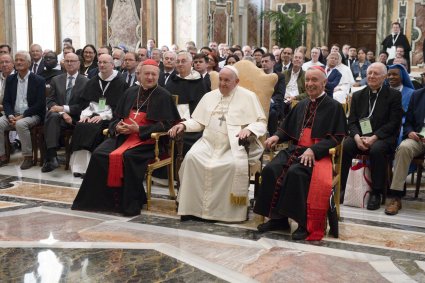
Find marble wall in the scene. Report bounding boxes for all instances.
[107,0,141,51]
[412,2,425,65]
[58,0,82,49]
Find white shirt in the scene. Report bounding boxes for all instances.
[286,69,301,97]
[62,73,78,113]
[14,71,30,115]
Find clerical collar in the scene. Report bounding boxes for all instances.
[310,92,325,102]
[370,86,382,94]
[98,69,118,81]
[139,84,158,95]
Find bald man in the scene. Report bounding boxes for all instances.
[169,66,267,223]
[42,53,89,172]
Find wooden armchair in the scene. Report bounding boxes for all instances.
[145,95,178,210]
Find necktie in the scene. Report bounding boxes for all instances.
[127,73,131,85]
[283,66,287,71]
[66,76,74,104]
[326,67,331,75]
[164,73,170,79]
[33,63,38,73]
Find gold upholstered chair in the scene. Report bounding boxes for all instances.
[209,60,278,201]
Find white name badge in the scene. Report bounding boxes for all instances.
[360,118,373,135]
[98,98,106,111]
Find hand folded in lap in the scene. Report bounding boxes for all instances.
[264,135,279,150]
[62,113,73,124]
[354,134,368,151]
[299,148,315,167]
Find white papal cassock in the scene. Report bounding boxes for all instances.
[177,85,267,222]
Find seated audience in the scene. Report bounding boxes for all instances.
[39,51,62,85]
[0,54,15,114]
[207,52,220,72]
[0,51,46,169]
[324,52,342,97]
[274,48,293,73]
[165,51,209,153]
[169,66,266,222]
[387,64,415,144]
[351,47,371,86]
[261,53,285,135]
[283,51,308,106]
[224,55,239,66]
[386,86,425,215]
[29,44,44,75]
[302,47,324,70]
[367,51,376,63]
[253,48,265,68]
[80,44,98,77]
[72,60,180,216]
[42,53,89,172]
[122,52,139,87]
[378,51,389,65]
[69,54,128,177]
[253,66,347,241]
[158,51,177,87]
[341,63,402,210]
[334,52,355,104]
[192,53,211,90]
[347,47,357,68]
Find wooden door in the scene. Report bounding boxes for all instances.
[328,0,378,53]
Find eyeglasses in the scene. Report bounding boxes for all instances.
[98,61,112,65]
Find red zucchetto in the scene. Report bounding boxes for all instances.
[142,59,158,66]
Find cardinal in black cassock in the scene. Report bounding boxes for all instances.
[254,73,347,240]
[72,60,180,216]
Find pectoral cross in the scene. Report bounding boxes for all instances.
[218,114,226,126]
[133,110,140,119]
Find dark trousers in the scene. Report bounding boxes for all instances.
[44,112,72,158]
[341,136,392,195]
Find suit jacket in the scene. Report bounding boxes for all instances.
[121,70,138,87]
[3,72,46,119]
[325,68,342,97]
[30,59,45,75]
[348,85,402,147]
[404,87,425,137]
[46,73,89,121]
[274,62,292,73]
[270,72,286,116]
[158,69,176,87]
[283,68,307,100]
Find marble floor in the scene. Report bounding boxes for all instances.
[0,154,425,282]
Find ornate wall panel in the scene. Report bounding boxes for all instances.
[107,0,141,51]
[412,2,425,65]
[208,0,235,45]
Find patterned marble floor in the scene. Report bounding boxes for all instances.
[0,154,425,282]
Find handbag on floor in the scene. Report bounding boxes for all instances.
[343,160,372,208]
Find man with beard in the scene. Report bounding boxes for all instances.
[72,59,180,216]
[254,66,347,241]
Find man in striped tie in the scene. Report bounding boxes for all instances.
[42,52,89,172]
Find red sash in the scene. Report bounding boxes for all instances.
[107,110,155,187]
[299,128,333,241]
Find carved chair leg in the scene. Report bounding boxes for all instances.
[146,170,153,210]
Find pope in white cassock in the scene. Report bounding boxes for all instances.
[169,65,267,222]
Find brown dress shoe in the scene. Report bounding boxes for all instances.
[20,157,34,170]
[385,197,402,215]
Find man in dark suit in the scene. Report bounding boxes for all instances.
[158,51,176,87]
[382,22,411,72]
[30,44,45,75]
[121,52,139,87]
[0,51,46,169]
[42,53,89,172]
[341,62,403,210]
[261,52,285,134]
[192,53,210,90]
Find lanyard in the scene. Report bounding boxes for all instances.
[368,88,381,118]
[392,33,400,45]
[98,80,111,96]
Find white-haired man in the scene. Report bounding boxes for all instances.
[169,66,267,222]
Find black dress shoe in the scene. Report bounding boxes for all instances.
[20,157,34,170]
[367,194,381,210]
[41,158,59,173]
[327,208,339,238]
[73,172,82,177]
[292,226,308,241]
[257,218,290,233]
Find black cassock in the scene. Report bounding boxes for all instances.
[254,95,347,227]
[165,73,209,154]
[71,73,128,153]
[72,85,180,216]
